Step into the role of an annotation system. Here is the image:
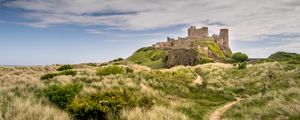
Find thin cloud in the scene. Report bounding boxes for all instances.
[2,0,300,42]
[85,29,108,34]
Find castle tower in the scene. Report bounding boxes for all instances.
[220,29,229,48]
[188,26,209,38]
[188,26,196,37]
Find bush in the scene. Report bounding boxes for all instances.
[135,47,155,52]
[238,62,247,69]
[138,96,154,109]
[109,58,124,63]
[44,84,83,108]
[57,65,74,71]
[40,70,77,80]
[199,57,214,64]
[232,52,248,62]
[41,73,59,80]
[85,63,97,66]
[60,69,77,76]
[96,65,125,76]
[125,67,134,73]
[66,91,127,119]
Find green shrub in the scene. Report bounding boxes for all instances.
[135,47,155,52]
[109,58,124,63]
[57,65,74,71]
[143,59,165,69]
[123,92,155,109]
[268,51,299,60]
[208,43,226,59]
[96,65,125,76]
[40,70,77,80]
[99,63,108,67]
[41,73,59,80]
[125,67,134,73]
[60,69,77,76]
[85,63,97,66]
[199,57,214,64]
[238,62,247,69]
[138,96,154,109]
[66,91,127,119]
[232,52,248,62]
[44,84,83,108]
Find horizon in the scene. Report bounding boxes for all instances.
[1,0,300,65]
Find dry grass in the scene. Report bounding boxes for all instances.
[0,96,71,120]
[223,87,300,119]
[121,105,189,120]
[0,62,298,120]
[0,66,70,120]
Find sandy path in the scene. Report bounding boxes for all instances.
[209,98,242,120]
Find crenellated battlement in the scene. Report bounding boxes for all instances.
[153,26,229,49]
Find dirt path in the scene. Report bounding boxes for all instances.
[193,74,203,85]
[209,98,242,120]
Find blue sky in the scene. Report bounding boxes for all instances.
[0,0,299,65]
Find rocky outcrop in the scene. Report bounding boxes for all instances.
[164,49,200,68]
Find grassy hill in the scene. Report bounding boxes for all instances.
[127,39,232,69]
[268,51,300,64]
[126,47,166,69]
[252,51,300,66]
[0,53,299,119]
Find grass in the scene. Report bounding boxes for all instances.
[127,47,166,69]
[0,59,299,120]
[194,62,300,119]
[194,39,227,59]
[223,87,300,120]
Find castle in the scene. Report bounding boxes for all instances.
[153,26,229,50]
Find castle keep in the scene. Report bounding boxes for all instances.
[152,26,231,67]
[153,26,229,49]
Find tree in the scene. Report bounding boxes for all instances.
[232,52,248,62]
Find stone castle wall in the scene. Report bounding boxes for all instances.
[153,26,229,50]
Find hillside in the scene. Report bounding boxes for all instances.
[252,51,300,66]
[127,39,232,69]
[0,54,299,119]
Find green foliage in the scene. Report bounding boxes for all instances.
[232,52,248,62]
[40,70,77,80]
[125,67,134,73]
[137,96,155,109]
[96,65,125,76]
[267,51,300,65]
[208,42,226,59]
[66,91,127,119]
[44,84,83,108]
[85,63,98,66]
[60,69,77,76]
[127,47,166,69]
[268,51,299,60]
[135,47,155,52]
[238,62,247,69]
[41,73,60,80]
[143,59,165,69]
[142,69,199,96]
[57,65,74,71]
[109,58,124,63]
[195,39,227,59]
[199,57,214,64]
